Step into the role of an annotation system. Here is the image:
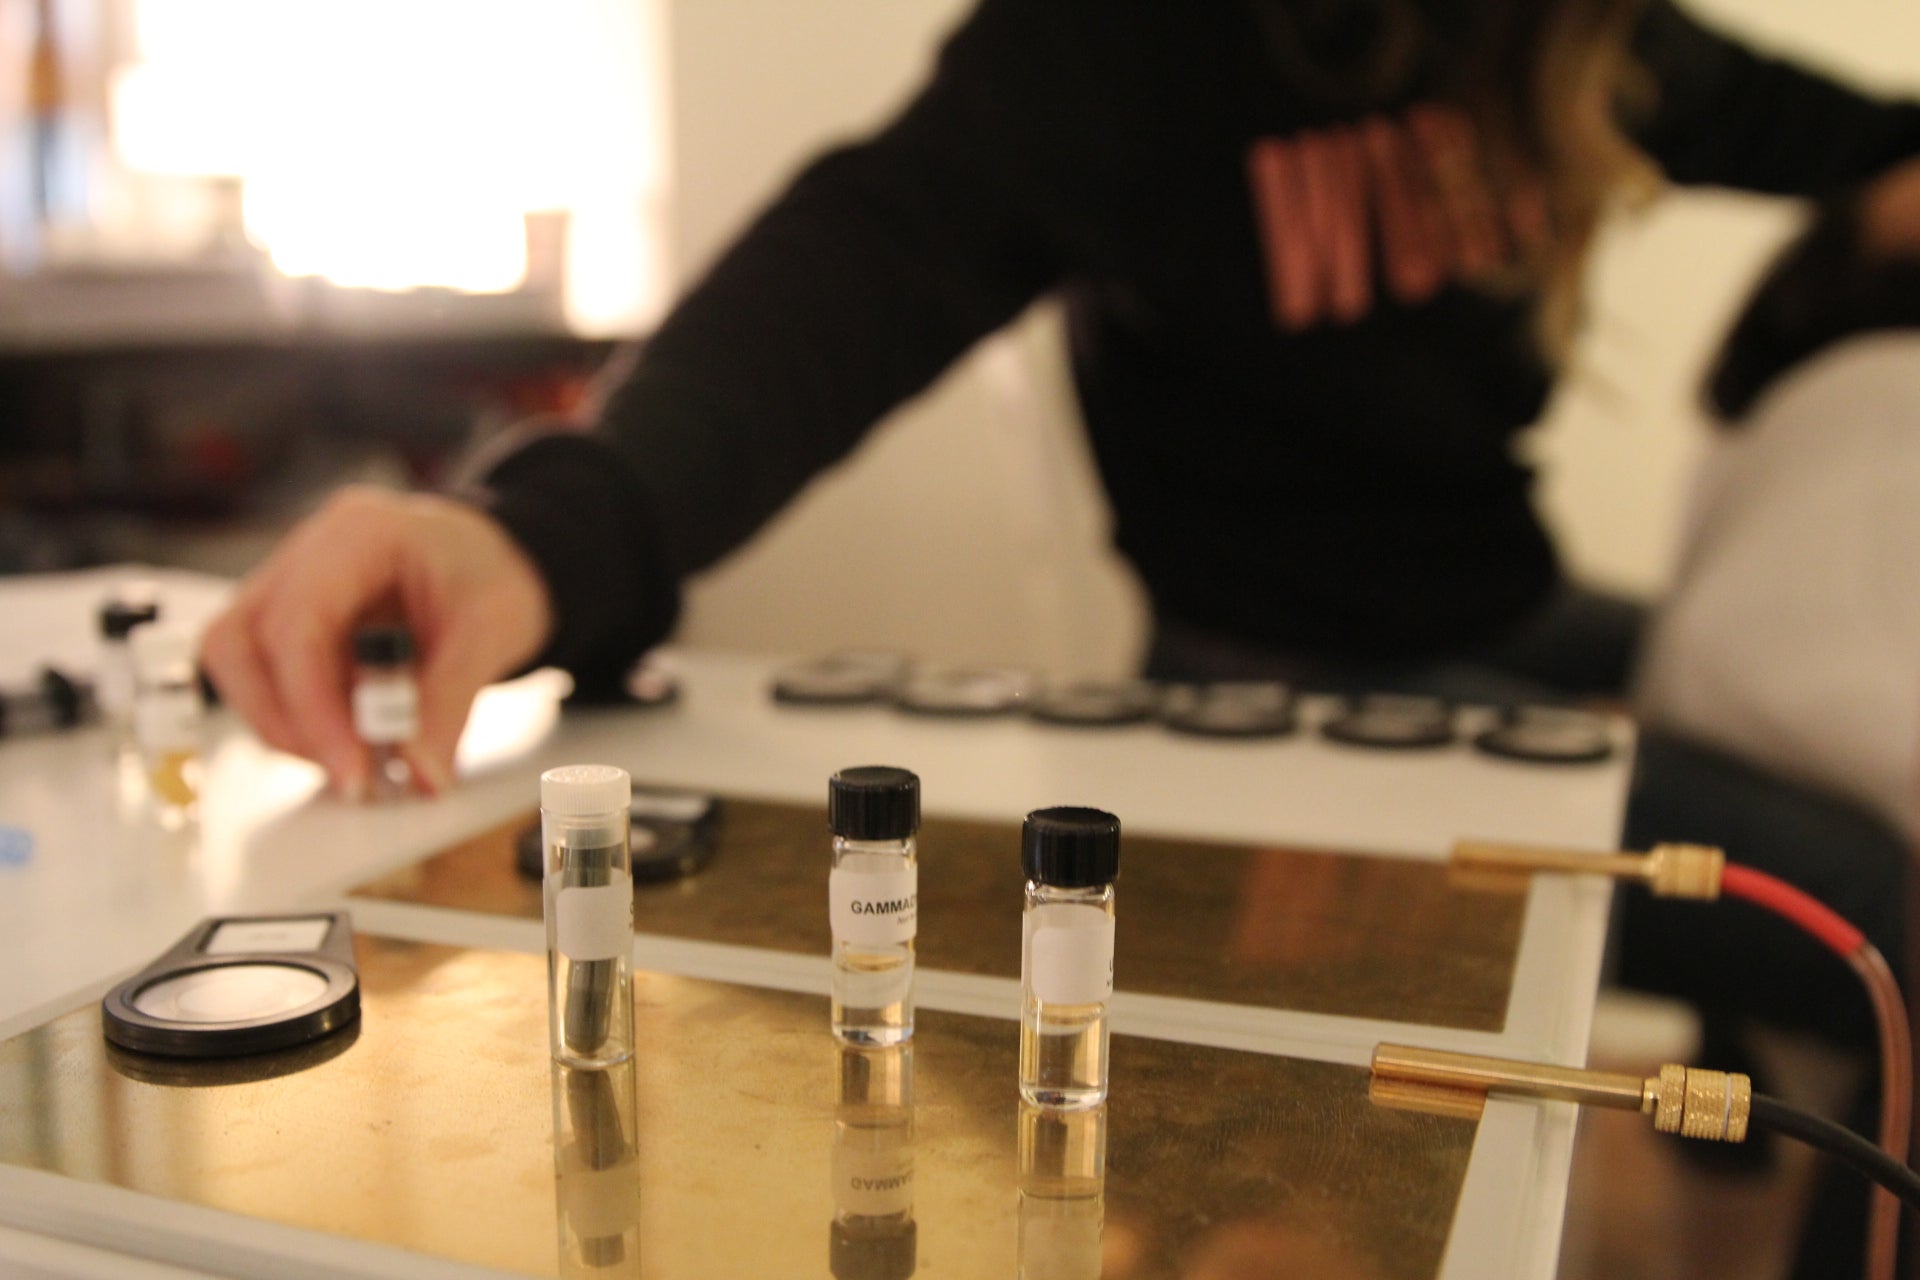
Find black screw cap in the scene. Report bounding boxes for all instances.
[98,600,160,640]
[828,766,920,840]
[353,625,415,666]
[1021,806,1121,887]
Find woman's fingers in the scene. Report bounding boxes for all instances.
[198,486,554,800]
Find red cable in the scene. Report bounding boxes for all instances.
[1718,862,1865,956]
[1716,860,1904,1280]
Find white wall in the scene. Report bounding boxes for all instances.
[656,0,1920,672]
[1537,0,1920,597]
[660,0,1144,675]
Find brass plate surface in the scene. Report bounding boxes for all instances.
[354,797,1522,1030]
[0,934,1477,1279]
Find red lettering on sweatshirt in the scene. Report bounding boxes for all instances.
[1247,105,1545,330]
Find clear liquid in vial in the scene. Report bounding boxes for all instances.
[366,744,414,802]
[1019,998,1108,1109]
[833,944,914,1047]
[831,845,915,1047]
[546,839,633,1068]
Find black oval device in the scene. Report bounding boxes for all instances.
[1473,705,1616,764]
[1321,693,1457,749]
[102,912,360,1059]
[1158,681,1298,738]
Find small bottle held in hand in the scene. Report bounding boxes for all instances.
[543,765,635,1068]
[1019,807,1120,1109]
[828,766,920,1047]
[351,625,419,801]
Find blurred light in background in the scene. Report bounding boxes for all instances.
[108,0,670,330]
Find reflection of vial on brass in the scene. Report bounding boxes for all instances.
[551,1059,641,1277]
[543,765,635,1067]
[831,1043,916,1280]
[130,627,203,830]
[828,767,920,1047]
[1017,1101,1106,1280]
[1019,808,1120,1109]
[351,625,418,801]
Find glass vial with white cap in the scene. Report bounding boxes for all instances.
[351,625,418,801]
[131,626,203,829]
[828,766,919,1046]
[1019,807,1120,1109]
[543,764,635,1067]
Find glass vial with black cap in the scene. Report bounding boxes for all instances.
[828,766,920,1047]
[97,594,159,760]
[352,625,418,801]
[1019,807,1120,1109]
[130,626,202,830]
[544,765,635,1067]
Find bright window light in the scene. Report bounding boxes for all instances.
[110,0,669,317]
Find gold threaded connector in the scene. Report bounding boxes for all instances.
[1370,1044,1751,1143]
[1449,839,1724,900]
[1643,1062,1751,1143]
[1640,843,1726,900]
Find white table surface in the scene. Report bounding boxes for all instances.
[0,570,1632,1280]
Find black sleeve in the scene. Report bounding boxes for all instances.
[481,0,1153,680]
[477,428,682,692]
[1632,0,1920,195]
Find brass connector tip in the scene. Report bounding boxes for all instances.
[1641,843,1724,900]
[1449,839,1727,900]
[1642,1064,1751,1142]
[1367,1075,1489,1123]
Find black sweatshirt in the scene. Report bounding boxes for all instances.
[482,0,1920,685]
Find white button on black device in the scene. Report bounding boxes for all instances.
[893,665,1031,716]
[1320,693,1457,749]
[102,912,360,1058]
[1028,679,1159,727]
[1473,705,1616,765]
[1158,681,1298,738]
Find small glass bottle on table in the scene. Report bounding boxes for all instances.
[827,766,920,1047]
[1019,806,1121,1109]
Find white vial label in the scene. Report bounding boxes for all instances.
[353,679,419,744]
[834,1145,915,1217]
[830,866,918,946]
[1027,906,1114,1005]
[556,882,633,960]
[135,689,199,752]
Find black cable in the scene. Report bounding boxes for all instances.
[1749,1093,1920,1213]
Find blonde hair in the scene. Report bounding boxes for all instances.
[1459,0,1662,352]
[1259,0,1663,354]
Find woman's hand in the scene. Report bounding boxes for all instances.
[199,486,554,799]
